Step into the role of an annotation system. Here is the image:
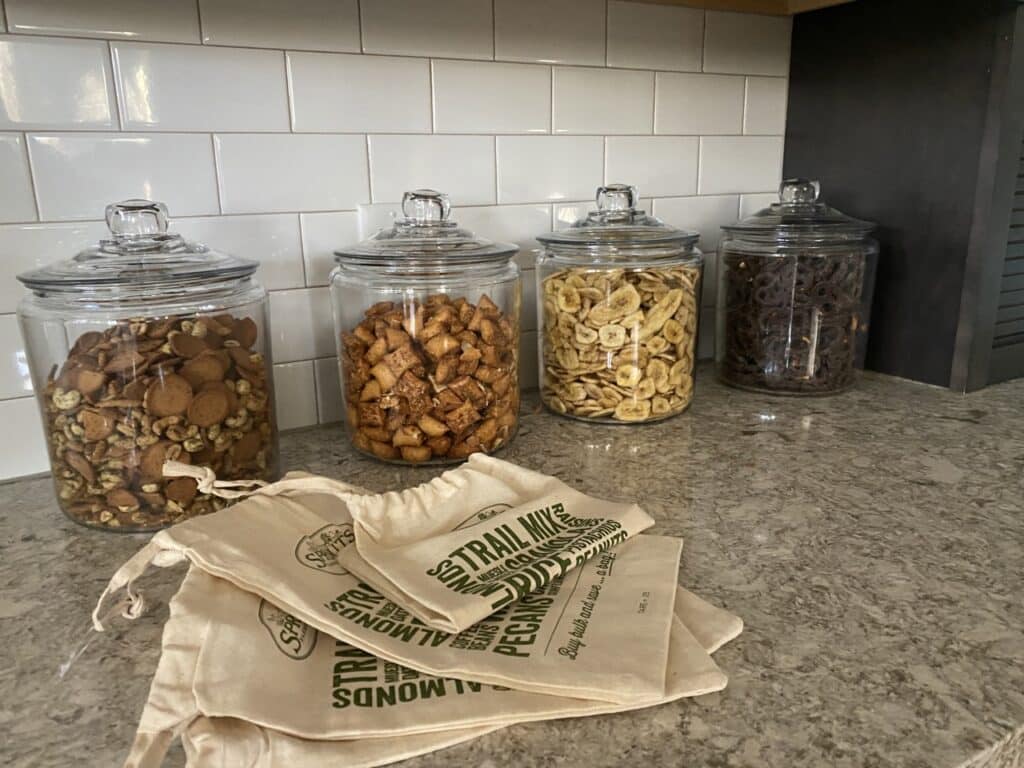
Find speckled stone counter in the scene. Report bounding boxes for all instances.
[2,368,1023,767]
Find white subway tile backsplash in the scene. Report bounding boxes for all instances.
[300,211,360,287]
[0,134,36,223]
[361,0,494,60]
[739,192,778,219]
[5,0,199,43]
[313,357,344,423]
[552,68,653,135]
[112,43,289,132]
[703,11,792,77]
[0,221,108,313]
[744,77,788,135]
[199,0,360,52]
[653,194,738,254]
[606,1,703,72]
[494,0,605,65]
[0,397,49,479]
[172,214,304,291]
[432,60,550,134]
[287,53,431,133]
[605,136,698,198]
[497,136,603,204]
[453,203,549,267]
[268,287,334,364]
[0,314,32,398]
[28,133,219,220]
[215,134,368,214]
[273,360,319,431]
[0,36,116,131]
[698,136,784,195]
[368,135,495,205]
[654,73,744,135]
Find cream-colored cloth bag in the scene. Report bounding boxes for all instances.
[122,567,741,766]
[182,718,504,768]
[336,453,655,633]
[96,472,680,704]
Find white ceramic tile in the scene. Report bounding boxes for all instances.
[744,76,788,135]
[453,203,549,268]
[432,60,550,134]
[29,133,219,220]
[654,73,744,135]
[199,0,360,52]
[698,136,784,195]
[368,135,495,205]
[494,0,605,65]
[0,134,36,223]
[496,136,603,204]
[552,67,653,135]
[313,357,343,423]
[300,211,359,287]
[605,136,698,198]
[0,221,108,312]
[0,36,116,130]
[172,214,304,291]
[287,53,430,133]
[356,203,402,239]
[703,11,792,77]
[606,1,703,72]
[268,287,334,364]
[653,194,738,254]
[272,360,318,431]
[520,330,539,390]
[739,192,777,219]
[112,43,288,132]
[0,314,32,399]
[5,0,199,43]
[215,134,368,214]
[361,0,493,60]
[0,397,48,479]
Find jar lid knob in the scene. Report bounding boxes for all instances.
[779,178,820,204]
[401,189,451,224]
[596,183,638,212]
[105,199,169,238]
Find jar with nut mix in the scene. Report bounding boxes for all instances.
[16,199,280,532]
[536,185,703,423]
[331,189,521,464]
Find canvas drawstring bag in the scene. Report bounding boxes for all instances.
[334,453,656,633]
[95,468,682,704]
[121,566,741,767]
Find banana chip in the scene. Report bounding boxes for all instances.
[598,324,627,349]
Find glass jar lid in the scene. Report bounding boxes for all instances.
[17,199,258,293]
[335,189,518,265]
[721,178,874,243]
[537,184,699,252]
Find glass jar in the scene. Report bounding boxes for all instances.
[716,179,878,395]
[331,189,521,464]
[536,184,703,423]
[17,199,279,532]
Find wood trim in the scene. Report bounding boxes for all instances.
[616,0,852,15]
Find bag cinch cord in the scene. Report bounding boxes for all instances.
[161,460,270,499]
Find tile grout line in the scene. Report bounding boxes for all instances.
[194,0,203,43]
[20,131,42,222]
[364,133,374,204]
[356,0,365,53]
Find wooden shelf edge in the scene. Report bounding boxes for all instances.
[618,0,853,15]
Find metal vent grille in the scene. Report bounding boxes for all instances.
[989,139,1024,382]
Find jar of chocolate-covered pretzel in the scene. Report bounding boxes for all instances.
[330,189,521,464]
[16,199,279,532]
[716,179,878,395]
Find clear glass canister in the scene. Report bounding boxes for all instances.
[536,184,703,423]
[331,189,521,464]
[716,179,878,395]
[16,200,279,532]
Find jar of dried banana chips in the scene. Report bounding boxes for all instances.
[16,199,279,532]
[331,189,521,464]
[536,184,702,423]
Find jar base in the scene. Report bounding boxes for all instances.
[541,401,692,425]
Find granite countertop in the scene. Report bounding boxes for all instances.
[2,367,1023,767]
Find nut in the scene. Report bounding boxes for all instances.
[39,313,277,530]
[541,266,700,423]
[341,293,518,464]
